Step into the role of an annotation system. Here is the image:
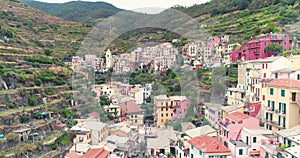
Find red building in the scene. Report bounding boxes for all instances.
[231,33,290,62]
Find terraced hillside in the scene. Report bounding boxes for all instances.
[176,0,300,43]
[20,0,123,25]
[0,0,92,60]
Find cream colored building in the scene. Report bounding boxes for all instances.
[263,79,300,133]
[70,121,109,145]
[154,95,174,126]
[105,49,113,69]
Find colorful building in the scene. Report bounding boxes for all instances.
[231,33,290,62]
[263,79,300,133]
[188,135,231,158]
[218,112,260,148]
[154,95,190,126]
[70,121,109,145]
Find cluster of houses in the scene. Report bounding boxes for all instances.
[70,42,178,75]
[182,35,238,68]
[65,78,192,158]
[62,32,300,158]
[182,33,300,69]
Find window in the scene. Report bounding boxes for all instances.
[266,64,268,69]
[264,73,266,78]
[264,41,267,45]
[281,90,285,97]
[239,149,243,155]
[161,114,163,117]
[191,154,194,158]
[191,145,194,149]
[253,137,257,143]
[199,151,202,155]
[230,91,232,95]
[161,108,163,111]
[284,41,287,45]
[262,64,265,69]
[270,88,274,95]
[275,73,278,79]
[262,95,265,101]
[246,136,249,145]
[297,74,300,80]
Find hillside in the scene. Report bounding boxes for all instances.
[176,0,300,43]
[0,0,92,60]
[20,0,123,24]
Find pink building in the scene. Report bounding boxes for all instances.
[271,68,300,80]
[171,96,190,118]
[218,112,260,148]
[231,33,290,62]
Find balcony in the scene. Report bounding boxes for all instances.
[219,121,229,130]
[265,107,274,113]
[272,122,286,129]
[275,110,286,116]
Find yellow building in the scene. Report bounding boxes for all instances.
[95,84,116,99]
[226,88,246,106]
[288,55,300,68]
[154,95,174,126]
[104,104,121,122]
[263,79,300,133]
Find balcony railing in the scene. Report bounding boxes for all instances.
[275,110,286,116]
[265,107,274,112]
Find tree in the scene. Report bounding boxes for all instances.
[0,28,16,38]
[44,49,52,56]
[28,96,37,106]
[20,115,30,123]
[100,96,110,106]
[6,133,19,143]
[267,43,283,55]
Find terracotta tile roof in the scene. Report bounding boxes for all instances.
[188,136,230,153]
[119,101,141,114]
[80,148,109,158]
[88,112,99,117]
[65,152,81,158]
[55,123,66,128]
[224,112,250,122]
[267,79,300,88]
[129,88,140,93]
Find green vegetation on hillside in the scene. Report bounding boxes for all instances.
[20,0,122,25]
[176,0,299,43]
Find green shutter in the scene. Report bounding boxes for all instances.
[253,137,257,143]
[270,88,274,95]
[298,74,300,80]
[239,149,243,155]
[279,103,282,111]
[281,90,285,97]
[268,100,270,107]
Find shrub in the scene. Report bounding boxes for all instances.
[44,49,52,56]
[0,28,16,38]
[34,79,42,86]
[28,96,37,106]
[20,115,30,123]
